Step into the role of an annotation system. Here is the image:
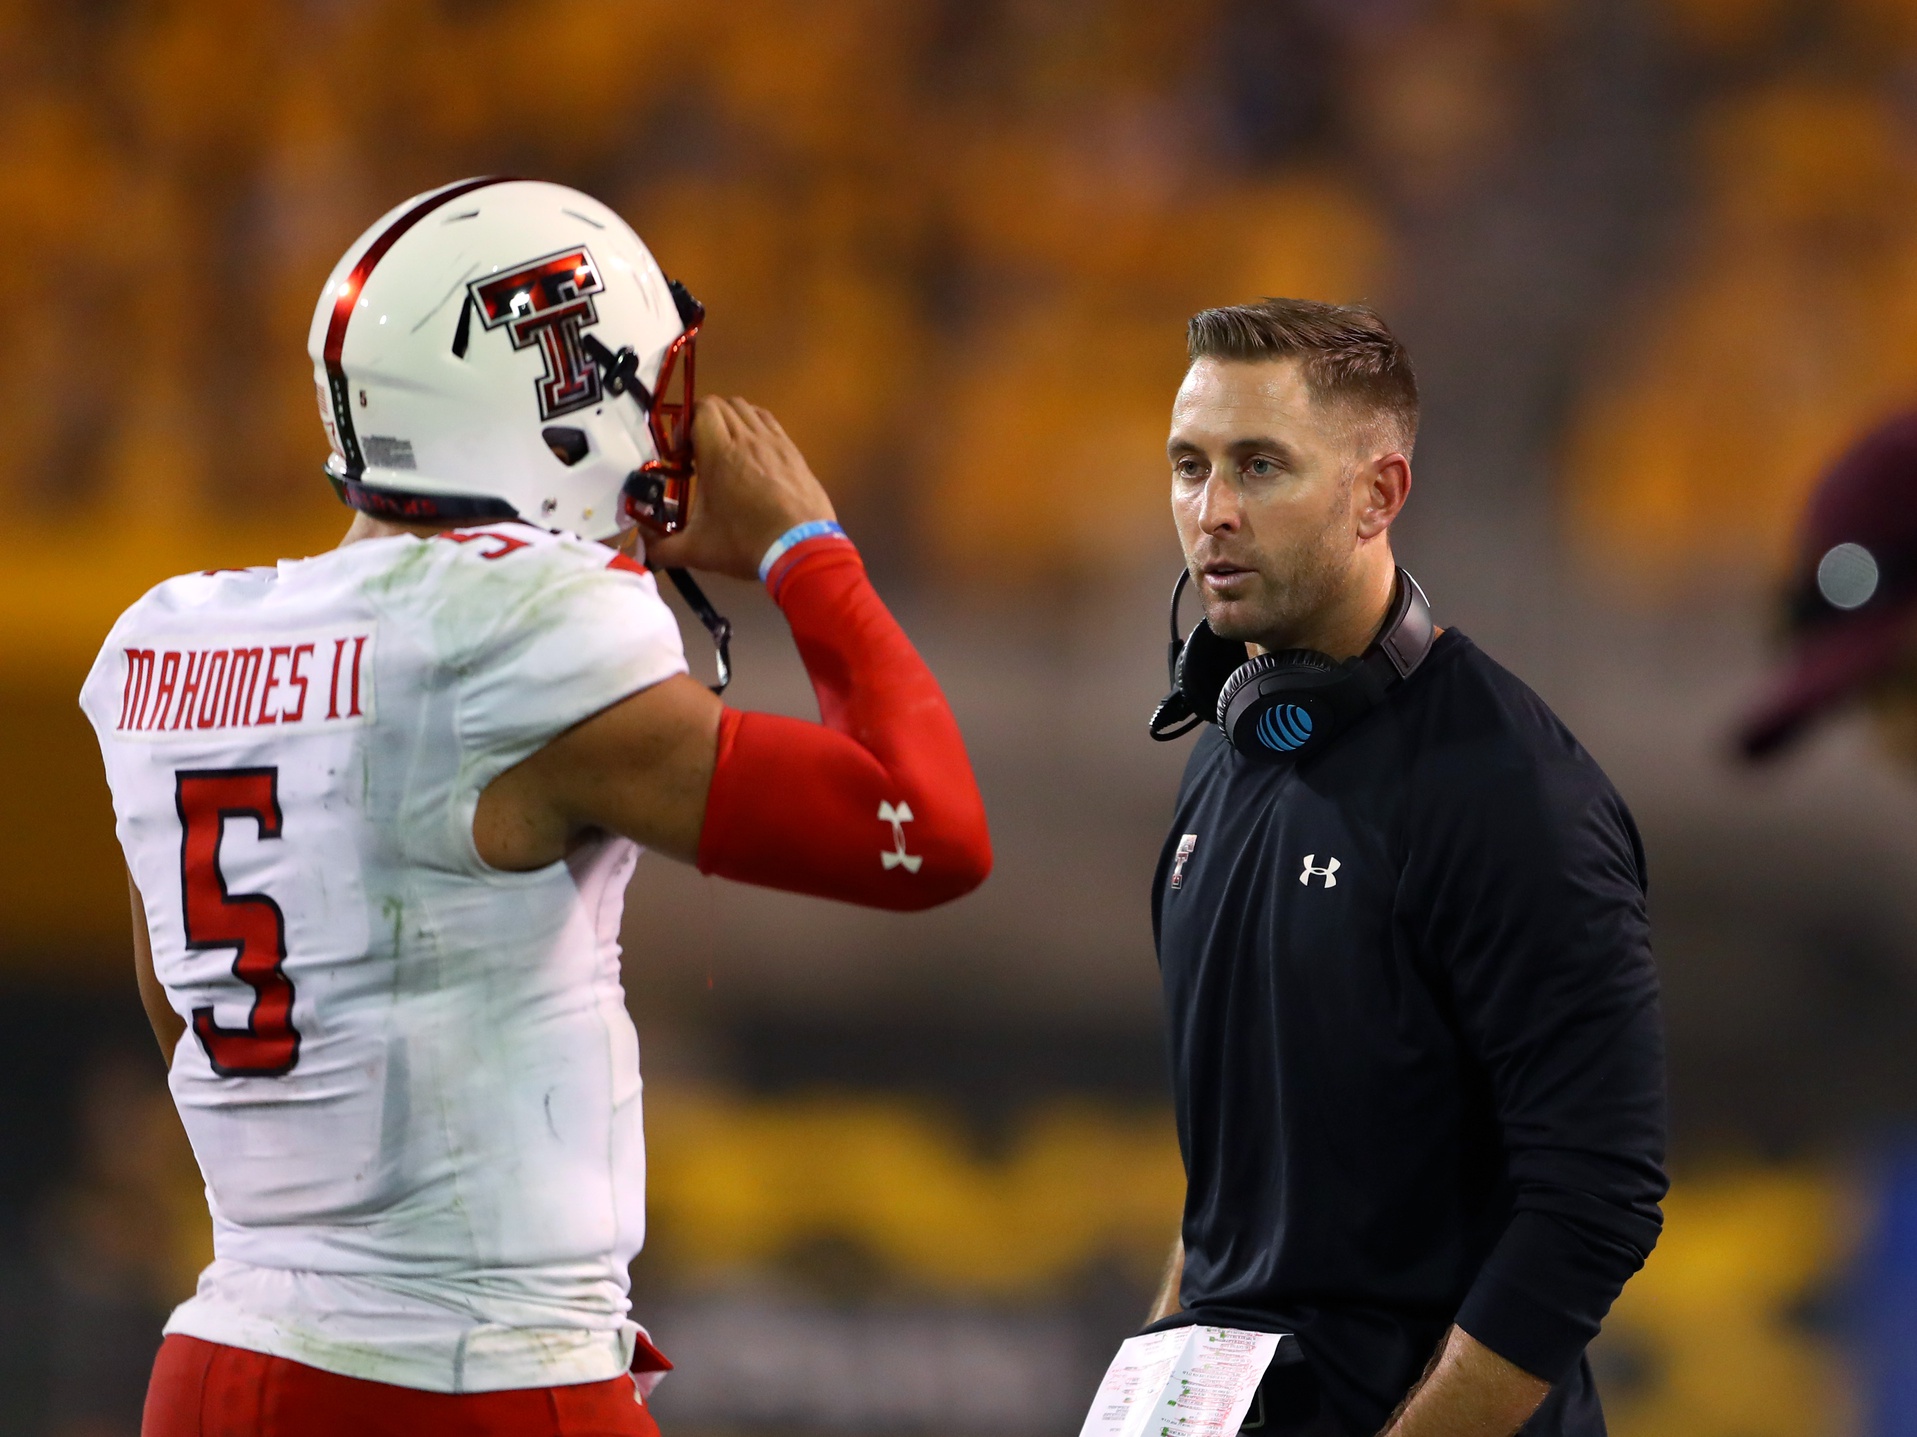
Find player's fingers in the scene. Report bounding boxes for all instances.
[691,396,735,456]
[698,401,755,486]
[737,405,807,473]
[749,402,795,444]
[723,394,759,434]
[725,397,781,442]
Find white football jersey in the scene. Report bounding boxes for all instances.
[78,522,687,1393]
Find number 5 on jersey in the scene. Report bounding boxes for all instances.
[176,768,300,1076]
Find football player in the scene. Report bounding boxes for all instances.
[78,178,992,1436]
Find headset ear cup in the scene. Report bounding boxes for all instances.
[1220,657,1316,761]
[1220,651,1343,762]
[1176,621,1250,724]
[1216,653,1278,732]
[1204,569,1433,761]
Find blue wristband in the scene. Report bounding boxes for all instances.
[757,520,847,582]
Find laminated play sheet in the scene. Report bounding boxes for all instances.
[1078,1325,1285,1437]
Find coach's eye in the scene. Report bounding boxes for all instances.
[543,427,590,466]
[1246,456,1280,478]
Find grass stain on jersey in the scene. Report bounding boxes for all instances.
[379,894,405,944]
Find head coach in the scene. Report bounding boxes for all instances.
[1138,300,1668,1437]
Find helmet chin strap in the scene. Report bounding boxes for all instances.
[662,567,732,695]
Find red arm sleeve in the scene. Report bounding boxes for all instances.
[695,535,992,910]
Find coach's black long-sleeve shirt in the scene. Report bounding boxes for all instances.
[1151,631,1666,1437]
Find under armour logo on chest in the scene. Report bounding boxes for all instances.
[879,801,922,872]
[1299,854,1340,888]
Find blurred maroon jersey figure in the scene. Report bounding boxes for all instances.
[1738,410,1917,763]
[1735,409,1917,1437]
[79,178,990,1437]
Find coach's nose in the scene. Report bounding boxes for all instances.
[1198,470,1244,536]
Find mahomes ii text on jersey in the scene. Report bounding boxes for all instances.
[79,520,684,1394]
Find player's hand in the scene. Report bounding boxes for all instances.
[642,396,836,580]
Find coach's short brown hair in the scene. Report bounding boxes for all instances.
[1186,298,1418,455]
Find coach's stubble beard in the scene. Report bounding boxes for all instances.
[1205,469,1358,653]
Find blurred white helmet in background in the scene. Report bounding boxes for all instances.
[307,176,703,542]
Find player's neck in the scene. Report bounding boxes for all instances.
[335,511,640,560]
[337,511,470,548]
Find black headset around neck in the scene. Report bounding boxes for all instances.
[1149,566,1436,762]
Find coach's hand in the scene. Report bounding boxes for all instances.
[644,396,837,580]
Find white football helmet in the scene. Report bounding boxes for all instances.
[307,177,702,541]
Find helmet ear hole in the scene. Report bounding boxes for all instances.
[543,427,590,466]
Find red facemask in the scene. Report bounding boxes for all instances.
[610,279,705,534]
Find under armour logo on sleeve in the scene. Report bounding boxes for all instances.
[879,801,922,872]
[1299,854,1340,888]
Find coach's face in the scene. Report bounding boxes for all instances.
[1168,357,1405,653]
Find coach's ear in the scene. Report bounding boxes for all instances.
[1356,452,1411,539]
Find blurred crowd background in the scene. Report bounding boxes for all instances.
[6,0,1917,1433]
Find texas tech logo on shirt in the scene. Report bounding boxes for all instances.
[1170,833,1198,889]
[114,628,375,739]
[468,248,606,420]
